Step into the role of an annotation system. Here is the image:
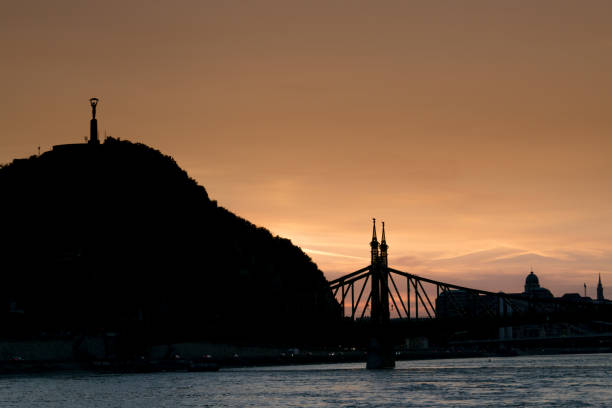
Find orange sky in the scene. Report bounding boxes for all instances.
[2,1,612,297]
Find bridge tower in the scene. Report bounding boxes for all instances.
[369,220,390,325]
[370,219,380,322]
[379,222,390,323]
[367,219,395,369]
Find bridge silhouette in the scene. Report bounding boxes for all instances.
[330,219,603,321]
[327,220,612,368]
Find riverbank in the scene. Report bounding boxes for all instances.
[1,339,611,374]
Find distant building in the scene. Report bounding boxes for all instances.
[560,293,583,302]
[523,270,554,298]
[436,269,608,319]
[435,289,498,320]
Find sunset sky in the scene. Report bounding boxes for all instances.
[2,1,612,298]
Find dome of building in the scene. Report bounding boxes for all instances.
[524,270,540,293]
[526,271,539,285]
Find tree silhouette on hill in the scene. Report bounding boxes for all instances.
[0,138,340,344]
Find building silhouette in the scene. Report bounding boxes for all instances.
[523,270,553,298]
[437,269,608,320]
[597,274,605,302]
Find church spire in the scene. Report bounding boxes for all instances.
[597,273,604,301]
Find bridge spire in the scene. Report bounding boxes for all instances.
[371,218,378,241]
[370,218,379,265]
[379,221,388,267]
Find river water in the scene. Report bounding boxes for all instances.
[0,353,611,407]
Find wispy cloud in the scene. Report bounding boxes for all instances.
[302,248,365,261]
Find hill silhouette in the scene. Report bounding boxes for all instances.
[0,138,340,345]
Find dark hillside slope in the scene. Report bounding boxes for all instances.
[0,138,340,344]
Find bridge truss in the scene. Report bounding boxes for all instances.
[329,265,606,322]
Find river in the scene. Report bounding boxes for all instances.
[1,353,610,407]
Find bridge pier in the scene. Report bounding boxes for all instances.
[366,334,395,369]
